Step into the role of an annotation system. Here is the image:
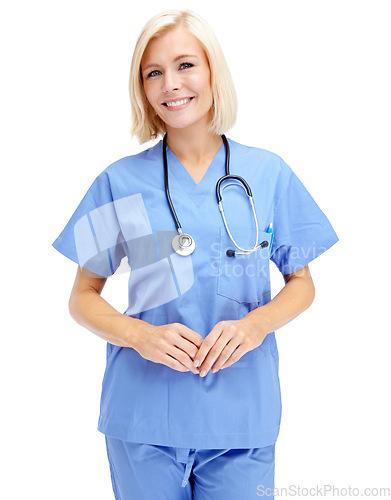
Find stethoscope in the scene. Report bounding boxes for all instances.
[163,133,271,257]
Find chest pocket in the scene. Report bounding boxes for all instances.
[216,227,271,304]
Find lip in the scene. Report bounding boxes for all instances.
[161,96,195,110]
[162,96,195,105]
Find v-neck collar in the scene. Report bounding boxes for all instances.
[165,140,226,198]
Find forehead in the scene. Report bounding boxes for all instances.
[141,25,206,65]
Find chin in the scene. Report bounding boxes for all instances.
[164,115,210,132]
[164,119,198,130]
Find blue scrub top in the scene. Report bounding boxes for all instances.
[52,138,338,449]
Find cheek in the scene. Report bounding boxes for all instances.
[200,70,212,96]
[143,83,152,101]
[143,78,156,95]
[143,84,158,110]
[190,73,212,98]
[200,76,213,105]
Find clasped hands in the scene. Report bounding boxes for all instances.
[135,317,269,377]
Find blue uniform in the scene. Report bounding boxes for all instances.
[104,436,276,498]
[52,138,337,494]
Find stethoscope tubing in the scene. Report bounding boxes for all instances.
[218,192,260,255]
[163,133,182,233]
[162,133,266,256]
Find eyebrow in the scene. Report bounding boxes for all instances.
[142,54,199,73]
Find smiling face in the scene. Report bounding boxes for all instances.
[141,24,213,133]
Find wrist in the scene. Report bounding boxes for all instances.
[241,306,273,337]
[123,317,151,349]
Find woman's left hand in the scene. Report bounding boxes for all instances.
[193,318,269,377]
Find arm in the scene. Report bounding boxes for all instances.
[193,265,315,375]
[68,266,147,348]
[68,266,202,373]
[242,264,315,337]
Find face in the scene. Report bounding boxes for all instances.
[141,24,213,132]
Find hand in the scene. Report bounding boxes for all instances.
[193,319,268,377]
[133,322,203,374]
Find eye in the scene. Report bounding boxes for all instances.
[180,62,193,70]
[146,69,161,78]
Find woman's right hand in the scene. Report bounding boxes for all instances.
[132,323,204,374]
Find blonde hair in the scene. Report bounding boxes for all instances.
[129,9,237,144]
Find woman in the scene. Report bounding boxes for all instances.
[52,9,338,499]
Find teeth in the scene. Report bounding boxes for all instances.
[166,98,191,107]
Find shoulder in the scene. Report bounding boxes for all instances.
[227,137,293,181]
[96,141,162,185]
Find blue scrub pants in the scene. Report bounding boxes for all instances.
[105,436,275,499]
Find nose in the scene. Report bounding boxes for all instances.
[162,69,181,93]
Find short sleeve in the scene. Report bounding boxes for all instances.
[270,160,338,275]
[52,175,126,277]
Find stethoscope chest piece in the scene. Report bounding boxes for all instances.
[172,232,195,256]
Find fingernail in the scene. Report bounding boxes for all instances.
[200,370,207,377]
[194,359,200,367]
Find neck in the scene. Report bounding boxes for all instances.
[165,125,223,167]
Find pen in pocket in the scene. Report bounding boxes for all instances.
[267,223,274,251]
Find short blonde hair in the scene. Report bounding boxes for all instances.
[129,9,237,144]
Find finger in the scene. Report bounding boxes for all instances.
[174,336,200,363]
[197,333,232,377]
[165,354,192,373]
[168,326,202,367]
[210,339,241,372]
[219,344,249,370]
[174,323,204,348]
[193,322,224,369]
[167,346,200,375]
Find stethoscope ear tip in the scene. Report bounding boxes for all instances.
[226,249,236,257]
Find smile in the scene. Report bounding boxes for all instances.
[163,97,195,108]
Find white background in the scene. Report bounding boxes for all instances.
[1,0,390,498]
